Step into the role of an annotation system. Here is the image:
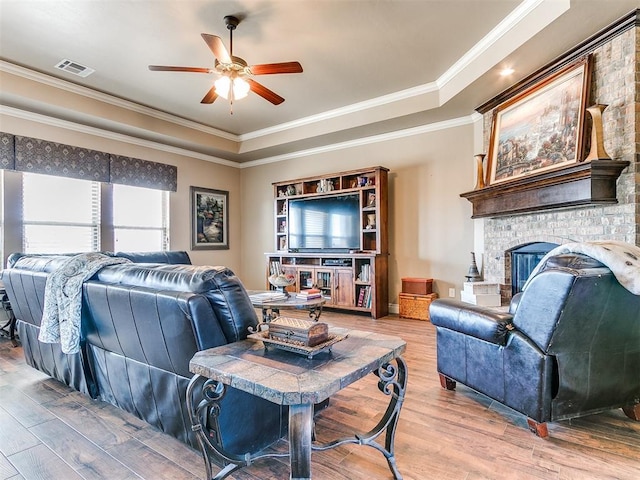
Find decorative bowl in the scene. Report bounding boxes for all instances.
[268,273,296,295]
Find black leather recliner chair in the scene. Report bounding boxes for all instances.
[429,252,640,437]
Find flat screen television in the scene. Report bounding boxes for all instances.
[288,193,360,252]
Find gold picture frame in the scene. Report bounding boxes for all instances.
[486,55,592,185]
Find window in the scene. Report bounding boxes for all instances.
[113,184,169,251]
[22,173,100,253]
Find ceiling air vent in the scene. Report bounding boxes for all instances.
[54,59,95,77]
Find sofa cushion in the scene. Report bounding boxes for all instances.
[93,264,258,343]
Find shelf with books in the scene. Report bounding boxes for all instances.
[265,252,387,318]
[356,285,373,308]
[355,260,372,284]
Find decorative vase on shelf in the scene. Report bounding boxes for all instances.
[585,104,612,161]
[366,214,376,229]
[474,154,486,190]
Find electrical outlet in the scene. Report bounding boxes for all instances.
[448,287,456,298]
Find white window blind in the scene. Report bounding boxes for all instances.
[22,173,100,253]
[113,184,169,251]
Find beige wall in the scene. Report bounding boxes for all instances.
[240,123,477,306]
[0,114,243,272]
[2,113,479,310]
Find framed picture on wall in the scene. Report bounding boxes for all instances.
[486,55,592,185]
[190,186,229,250]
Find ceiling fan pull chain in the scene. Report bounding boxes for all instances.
[228,81,234,114]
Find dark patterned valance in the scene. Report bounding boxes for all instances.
[0,132,15,170]
[109,155,177,192]
[1,132,177,191]
[14,136,110,182]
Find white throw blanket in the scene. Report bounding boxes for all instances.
[523,240,640,295]
[39,253,131,354]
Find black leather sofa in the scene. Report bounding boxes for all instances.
[2,252,286,453]
[429,252,640,437]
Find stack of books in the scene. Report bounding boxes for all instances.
[296,288,322,300]
[356,285,372,308]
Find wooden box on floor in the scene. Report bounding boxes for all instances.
[399,292,438,321]
[401,277,433,296]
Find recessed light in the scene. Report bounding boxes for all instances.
[500,67,515,76]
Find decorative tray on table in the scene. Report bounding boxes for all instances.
[247,330,347,359]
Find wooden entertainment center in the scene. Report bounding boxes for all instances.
[267,166,389,318]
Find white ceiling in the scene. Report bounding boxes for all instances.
[0,0,637,164]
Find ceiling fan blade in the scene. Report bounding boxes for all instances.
[201,86,218,104]
[250,62,303,75]
[201,34,231,64]
[149,65,213,73]
[247,79,285,105]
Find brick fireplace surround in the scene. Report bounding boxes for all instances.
[479,12,639,304]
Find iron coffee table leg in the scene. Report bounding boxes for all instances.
[312,357,407,480]
[186,375,289,480]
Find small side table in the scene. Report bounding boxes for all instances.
[0,282,18,347]
[187,328,407,480]
[248,290,326,324]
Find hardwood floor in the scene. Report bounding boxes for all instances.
[1,310,639,479]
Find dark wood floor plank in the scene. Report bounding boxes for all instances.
[0,385,56,429]
[0,452,18,479]
[133,427,204,478]
[0,409,41,458]
[44,395,136,450]
[8,444,83,480]
[106,438,198,480]
[29,418,140,480]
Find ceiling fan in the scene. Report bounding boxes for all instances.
[148,15,303,110]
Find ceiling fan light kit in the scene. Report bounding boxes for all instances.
[215,76,249,101]
[148,15,303,113]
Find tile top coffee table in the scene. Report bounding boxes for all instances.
[187,328,407,480]
[248,290,326,324]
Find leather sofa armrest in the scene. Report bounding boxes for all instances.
[429,298,514,346]
[509,292,523,314]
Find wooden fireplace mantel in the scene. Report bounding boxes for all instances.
[460,159,629,219]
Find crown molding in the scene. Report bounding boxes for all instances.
[0,104,237,167]
[240,115,476,168]
[437,0,560,89]
[238,82,440,142]
[2,103,475,169]
[0,60,238,142]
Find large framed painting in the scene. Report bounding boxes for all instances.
[486,56,592,185]
[191,186,229,250]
